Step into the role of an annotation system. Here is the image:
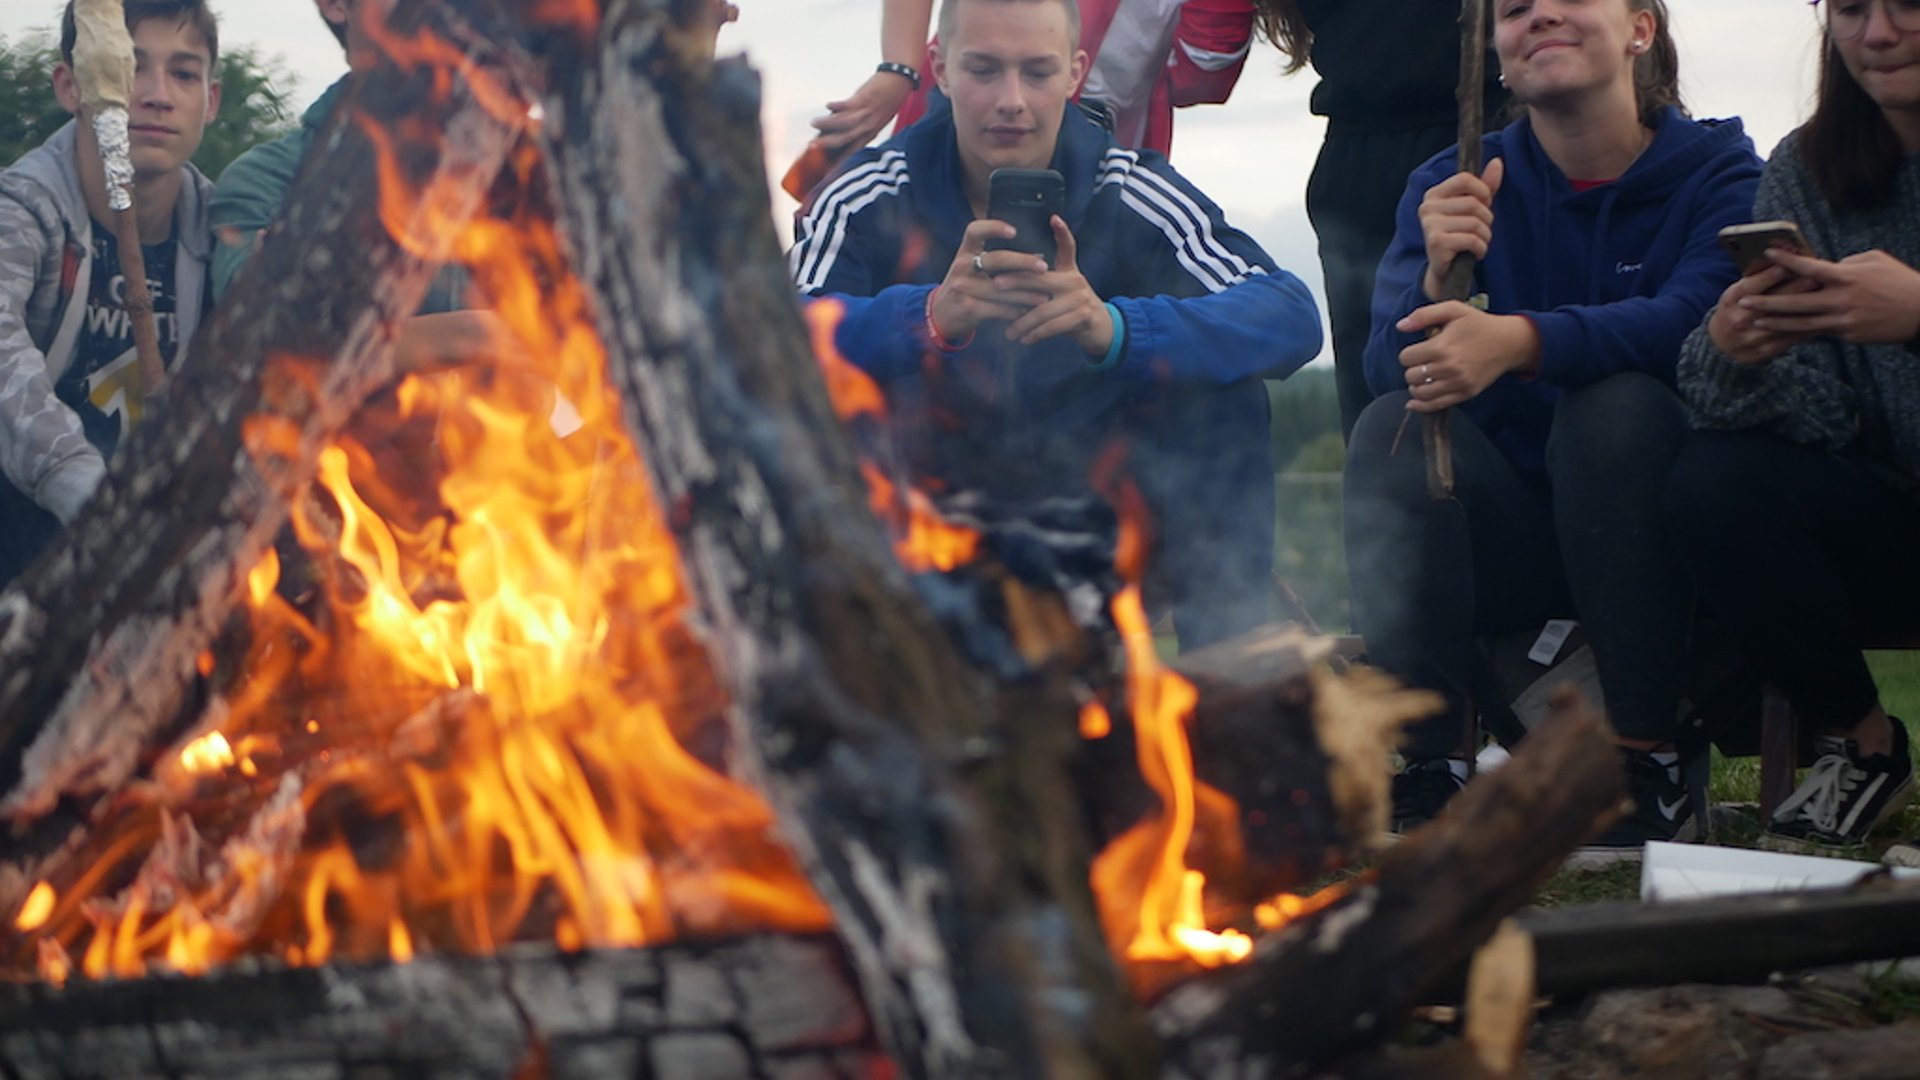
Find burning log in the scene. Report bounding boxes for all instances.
[519,7,1152,1073]
[1152,689,1625,1075]
[0,0,531,838]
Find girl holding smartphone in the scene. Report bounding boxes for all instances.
[1668,0,1920,853]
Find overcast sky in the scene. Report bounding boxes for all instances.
[2,1,1827,363]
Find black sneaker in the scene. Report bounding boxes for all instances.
[1389,758,1467,834]
[1569,746,1701,867]
[1764,718,1914,851]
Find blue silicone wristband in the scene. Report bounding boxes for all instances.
[1089,302,1125,372]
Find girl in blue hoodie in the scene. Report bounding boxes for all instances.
[1343,0,1761,857]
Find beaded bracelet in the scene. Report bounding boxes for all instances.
[876,61,921,89]
[924,287,975,352]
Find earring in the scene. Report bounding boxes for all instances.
[1498,71,1508,86]
[1631,39,1644,51]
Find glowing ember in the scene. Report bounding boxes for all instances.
[178,732,237,776]
[14,883,54,933]
[1078,699,1113,741]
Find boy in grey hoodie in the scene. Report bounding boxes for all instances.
[0,0,220,583]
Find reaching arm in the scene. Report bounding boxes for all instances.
[810,0,935,154]
[1167,0,1256,107]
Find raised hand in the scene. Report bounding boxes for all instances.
[810,70,917,154]
[1418,158,1505,302]
[998,217,1114,356]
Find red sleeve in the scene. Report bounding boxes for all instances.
[1166,0,1255,107]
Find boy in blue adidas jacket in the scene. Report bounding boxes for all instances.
[790,0,1322,646]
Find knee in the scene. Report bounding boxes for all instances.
[1547,374,1685,477]
[1664,432,1775,557]
[1346,392,1413,469]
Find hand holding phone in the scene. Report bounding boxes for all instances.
[984,168,1065,268]
[1717,220,1811,277]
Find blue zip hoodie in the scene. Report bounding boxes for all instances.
[791,100,1320,490]
[790,100,1321,644]
[1365,106,1763,483]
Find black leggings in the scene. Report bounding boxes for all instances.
[1344,373,1694,756]
[1667,431,1920,732]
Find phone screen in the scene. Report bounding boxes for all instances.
[984,168,1065,267]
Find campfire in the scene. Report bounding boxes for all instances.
[0,1,1638,1076]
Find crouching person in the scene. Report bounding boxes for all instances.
[1343,0,1760,856]
[1667,0,1920,854]
[0,0,221,585]
[790,0,1322,649]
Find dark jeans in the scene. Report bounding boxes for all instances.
[1667,431,1920,732]
[1344,373,1693,756]
[1308,121,1480,440]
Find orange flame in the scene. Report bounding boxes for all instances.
[805,299,982,574]
[8,26,828,983]
[1086,456,1257,975]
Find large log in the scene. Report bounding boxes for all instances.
[512,4,1151,1075]
[0,0,530,843]
[1152,688,1626,1075]
[1517,874,1920,999]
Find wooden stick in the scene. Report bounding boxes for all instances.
[1424,0,1490,500]
[109,204,168,395]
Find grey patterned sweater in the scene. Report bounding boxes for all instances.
[0,123,213,523]
[1677,129,1920,494]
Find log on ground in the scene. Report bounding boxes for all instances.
[1152,688,1625,1075]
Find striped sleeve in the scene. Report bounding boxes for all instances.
[790,149,910,295]
[1096,148,1268,294]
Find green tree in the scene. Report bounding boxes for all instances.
[0,32,298,180]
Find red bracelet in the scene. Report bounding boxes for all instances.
[924,286,975,352]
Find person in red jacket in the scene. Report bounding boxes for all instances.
[806,0,1255,161]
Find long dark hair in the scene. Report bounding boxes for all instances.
[1800,32,1907,211]
[1249,0,1312,75]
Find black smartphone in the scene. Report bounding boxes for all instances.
[1717,220,1811,276]
[984,167,1065,267]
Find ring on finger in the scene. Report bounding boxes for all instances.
[972,253,986,274]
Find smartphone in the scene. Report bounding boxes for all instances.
[1717,220,1811,276]
[984,168,1065,267]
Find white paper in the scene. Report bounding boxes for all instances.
[1640,841,1920,902]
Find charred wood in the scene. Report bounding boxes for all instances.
[0,0,531,849]
[1152,688,1625,1076]
[504,2,1148,1076]
[1515,874,1920,1000]
[0,935,883,1080]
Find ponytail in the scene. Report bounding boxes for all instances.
[1250,0,1312,75]
[1629,0,1687,125]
